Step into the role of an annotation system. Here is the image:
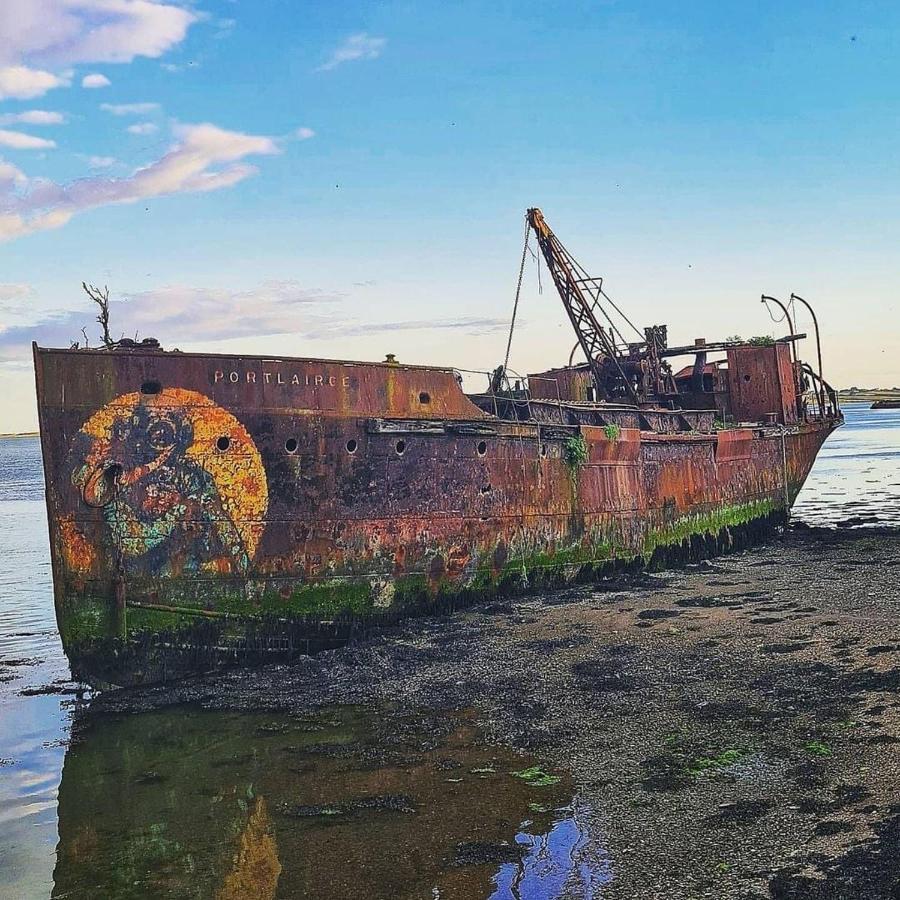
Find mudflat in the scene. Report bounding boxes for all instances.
[94,527,900,899]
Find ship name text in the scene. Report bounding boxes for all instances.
[213,369,353,388]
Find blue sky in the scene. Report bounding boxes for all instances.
[1,0,898,430]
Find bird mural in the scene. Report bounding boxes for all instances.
[62,388,268,579]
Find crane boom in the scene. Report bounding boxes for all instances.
[526,208,640,405]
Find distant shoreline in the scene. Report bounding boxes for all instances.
[838,389,900,403]
[0,432,38,438]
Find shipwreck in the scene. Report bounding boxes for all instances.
[33,209,842,685]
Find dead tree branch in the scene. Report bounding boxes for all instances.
[82,282,113,347]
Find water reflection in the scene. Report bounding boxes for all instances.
[50,705,607,899]
[491,810,612,899]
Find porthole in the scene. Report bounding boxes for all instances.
[743,373,752,382]
[216,435,231,452]
[285,437,299,453]
[141,380,162,395]
[346,438,358,454]
[419,391,431,404]
[476,440,487,456]
[395,439,406,455]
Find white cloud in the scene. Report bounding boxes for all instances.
[317,33,386,71]
[0,1,197,67]
[101,101,160,115]
[0,110,65,126]
[0,130,57,150]
[295,126,315,140]
[0,122,279,242]
[126,121,158,135]
[0,2,195,102]
[82,73,111,88]
[87,155,117,169]
[0,66,69,100]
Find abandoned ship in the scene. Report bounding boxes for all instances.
[33,209,842,685]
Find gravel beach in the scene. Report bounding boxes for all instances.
[90,526,900,899]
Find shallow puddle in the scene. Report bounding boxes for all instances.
[49,704,609,899]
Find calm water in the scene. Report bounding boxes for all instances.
[0,405,896,898]
[792,403,900,528]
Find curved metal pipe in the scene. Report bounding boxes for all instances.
[790,293,826,417]
[760,294,796,342]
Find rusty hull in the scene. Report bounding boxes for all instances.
[33,344,837,684]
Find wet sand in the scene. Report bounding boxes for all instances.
[91,527,900,900]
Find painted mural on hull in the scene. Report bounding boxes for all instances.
[59,388,268,580]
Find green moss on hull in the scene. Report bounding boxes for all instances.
[57,595,118,646]
[58,498,787,667]
[642,499,779,556]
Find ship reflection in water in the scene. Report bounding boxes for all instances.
[52,705,611,899]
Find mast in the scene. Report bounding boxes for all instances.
[526,208,640,405]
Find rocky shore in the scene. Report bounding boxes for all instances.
[91,526,900,899]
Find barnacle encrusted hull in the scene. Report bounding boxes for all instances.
[34,345,837,686]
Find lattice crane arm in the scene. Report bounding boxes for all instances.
[526,208,639,405]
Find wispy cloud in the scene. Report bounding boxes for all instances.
[0,282,32,308]
[294,126,315,140]
[214,18,236,39]
[0,66,69,100]
[0,280,509,368]
[126,121,158,135]
[303,317,510,340]
[101,101,160,116]
[81,73,111,89]
[317,33,386,71]
[86,155,117,169]
[0,130,56,150]
[0,110,65,126]
[161,61,198,74]
[0,122,279,243]
[0,281,341,360]
[0,161,28,187]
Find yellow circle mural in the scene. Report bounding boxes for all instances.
[65,388,268,577]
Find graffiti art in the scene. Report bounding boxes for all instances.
[61,388,268,578]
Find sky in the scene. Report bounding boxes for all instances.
[1,0,899,431]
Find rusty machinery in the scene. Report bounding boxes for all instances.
[525,209,838,421]
[526,207,672,406]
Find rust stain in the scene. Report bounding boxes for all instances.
[58,512,97,575]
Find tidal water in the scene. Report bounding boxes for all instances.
[0,404,896,898]
[791,403,900,528]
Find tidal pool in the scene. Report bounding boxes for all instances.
[49,704,609,899]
